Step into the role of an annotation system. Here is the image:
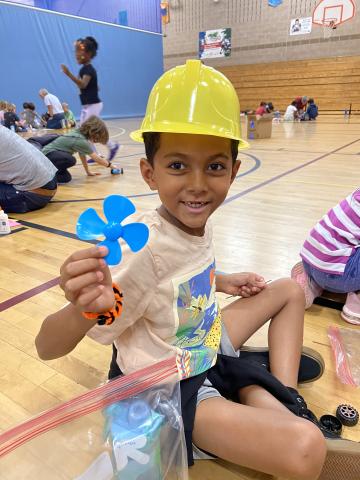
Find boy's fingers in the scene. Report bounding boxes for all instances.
[64,270,104,295]
[62,246,108,269]
[76,286,105,308]
[62,258,106,280]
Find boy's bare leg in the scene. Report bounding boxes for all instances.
[193,396,326,480]
[221,278,305,388]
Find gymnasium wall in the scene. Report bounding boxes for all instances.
[8,0,162,33]
[0,1,163,118]
[163,0,360,69]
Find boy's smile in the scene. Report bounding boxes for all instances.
[140,133,240,236]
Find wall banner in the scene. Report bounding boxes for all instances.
[289,17,313,35]
[199,28,231,59]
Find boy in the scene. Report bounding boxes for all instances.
[62,102,77,128]
[36,61,357,479]
[31,116,118,183]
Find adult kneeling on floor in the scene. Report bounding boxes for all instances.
[39,88,65,129]
[0,126,57,213]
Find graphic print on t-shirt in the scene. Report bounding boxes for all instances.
[172,261,221,379]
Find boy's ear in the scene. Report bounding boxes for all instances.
[230,160,241,184]
[140,158,158,191]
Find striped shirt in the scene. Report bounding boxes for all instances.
[300,190,360,274]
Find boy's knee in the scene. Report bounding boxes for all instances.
[287,421,326,480]
[277,277,306,306]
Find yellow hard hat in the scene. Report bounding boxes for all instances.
[130,59,248,149]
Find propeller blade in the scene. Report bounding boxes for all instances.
[77,208,106,240]
[98,239,122,266]
[103,195,135,224]
[122,223,149,252]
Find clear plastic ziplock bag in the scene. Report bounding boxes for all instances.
[328,325,360,386]
[0,357,188,480]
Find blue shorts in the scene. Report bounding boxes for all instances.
[303,247,360,293]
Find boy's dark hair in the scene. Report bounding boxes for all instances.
[308,98,314,104]
[291,100,297,106]
[77,36,98,58]
[79,115,109,144]
[23,102,35,111]
[143,132,239,166]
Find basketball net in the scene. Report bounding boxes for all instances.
[322,18,337,38]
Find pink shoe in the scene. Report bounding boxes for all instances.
[291,261,323,309]
[341,293,360,325]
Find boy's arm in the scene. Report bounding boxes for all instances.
[35,303,97,360]
[89,152,111,167]
[36,246,114,360]
[79,153,92,175]
[216,272,266,297]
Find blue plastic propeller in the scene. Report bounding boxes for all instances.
[76,195,149,265]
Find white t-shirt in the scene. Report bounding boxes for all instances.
[44,93,64,114]
[88,210,222,380]
[283,105,297,121]
[0,126,57,190]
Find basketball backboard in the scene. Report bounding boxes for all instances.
[313,0,356,26]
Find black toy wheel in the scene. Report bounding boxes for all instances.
[319,415,342,437]
[121,168,124,174]
[336,404,359,427]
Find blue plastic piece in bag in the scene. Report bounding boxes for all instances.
[104,399,165,479]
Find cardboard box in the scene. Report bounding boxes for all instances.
[247,113,273,139]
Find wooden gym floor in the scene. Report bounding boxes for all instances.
[1,115,360,479]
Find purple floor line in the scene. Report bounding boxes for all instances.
[224,137,360,204]
[0,277,60,313]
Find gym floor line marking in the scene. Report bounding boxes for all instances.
[110,127,126,139]
[14,220,98,244]
[224,137,360,205]
[51,153,261,204]
[0,276,61,313]
[0,227,28,236]
[5,138,356,312]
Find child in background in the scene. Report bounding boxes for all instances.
[4,104,26,132]
[62,102,76,127]
[294,96,308,114]
[283,100,299,121]
[0,100,7,125]
[21,102,44,129]
[302,98,318,121]
[36,59,352,480]
[255,101,267,116]
[292,188,360,325]
[61,36,119,162]
[37,115,120,183]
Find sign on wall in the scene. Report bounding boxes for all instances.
[289,17,313,35]
[199,28,231,59]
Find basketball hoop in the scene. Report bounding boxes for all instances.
[322,18,338,38]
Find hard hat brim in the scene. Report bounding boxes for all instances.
[130,129,249,150]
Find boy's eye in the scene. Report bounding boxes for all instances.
[208,163,225,171]
[169,162,185,170]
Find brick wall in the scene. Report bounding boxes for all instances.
[163,0,360,69]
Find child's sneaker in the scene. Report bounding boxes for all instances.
[108,142,119,161]
[291,261,323,309]
[341,292,360,325]
[240,345,325,384]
